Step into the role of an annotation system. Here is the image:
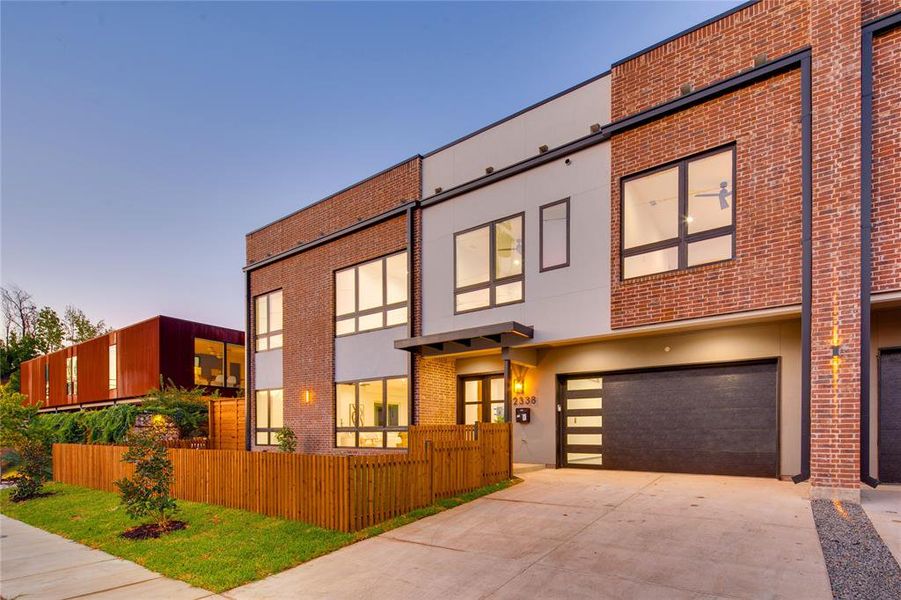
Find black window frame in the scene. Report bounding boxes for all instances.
[334,376,409,449]
[334,251,408,338]
[254,289,283,352]
[539,198,571,272]
[620,144,737,280]
[453,212,526,315]
[254,388,284,446]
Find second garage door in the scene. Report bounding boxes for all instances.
[559,360,779,477]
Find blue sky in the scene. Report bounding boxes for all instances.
[1,1,741,331]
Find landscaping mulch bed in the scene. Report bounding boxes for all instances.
[120,520,187,540]
[811,498,901,600]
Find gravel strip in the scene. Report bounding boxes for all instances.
[812,498,901,599]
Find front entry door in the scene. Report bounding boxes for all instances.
[558,376,604,467]
[460,375,507,424]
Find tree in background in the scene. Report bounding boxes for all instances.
[62,305,109,344]
[0,285,109,390]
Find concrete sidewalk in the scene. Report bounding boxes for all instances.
[224,469,832,599]
[0,515,219,600]
[862,485,901,565]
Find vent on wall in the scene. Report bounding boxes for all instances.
[539,145,549,154]
[590,123,601,134]
[680,83,694,96]
[754,53,768,67]
[485,166,494,174]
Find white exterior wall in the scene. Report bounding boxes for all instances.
[421,143,611,342]
[335,325,408,382]
[423,75,610,195]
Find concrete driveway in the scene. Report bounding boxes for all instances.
[225,469,832,599]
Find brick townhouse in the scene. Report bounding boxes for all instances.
[244,0,901,501]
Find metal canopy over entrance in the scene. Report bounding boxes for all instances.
[394,321,533,356]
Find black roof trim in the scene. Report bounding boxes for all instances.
[422,70,611,159]
[395,321,533,356]
[244,202,415,272]
[245,154,421,237]
[611,0,760,68]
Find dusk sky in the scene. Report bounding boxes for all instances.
[2,1,742,332]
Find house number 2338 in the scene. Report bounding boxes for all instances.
[513,396,537,405]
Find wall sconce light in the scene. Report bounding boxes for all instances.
[301,389,313,405]
[512,379,524,395]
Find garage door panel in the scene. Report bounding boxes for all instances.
[561,360,778,477]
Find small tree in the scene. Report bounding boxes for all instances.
[115,429,178,529]
[275,426,297,453]
[0,385,52,501]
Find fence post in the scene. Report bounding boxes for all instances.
[425,440,434,504]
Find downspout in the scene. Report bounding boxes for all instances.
[406,203,416,425]
[244,269,252,451]
[859,10,901,487]
[793,53,812,484]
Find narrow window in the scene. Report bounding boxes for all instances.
[108,344,117,391]
[254,290,283,351]
[255,389,284,446]
[226,343,245,389]
[334,251,408,336]
[335,377,409,448]
[540,198,570,271]
[622,146,735,279]
[65,356,77,397]
[44,362,49,401]
[454,213,524,313]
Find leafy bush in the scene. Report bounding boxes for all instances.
[115,428,178,527]
[275,426,297,453]
[140,382,209,439]
[1,384,51,500]
[39,404,139,445]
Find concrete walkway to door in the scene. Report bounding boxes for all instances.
[224,469,832,599]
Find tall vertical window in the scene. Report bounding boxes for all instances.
[255,389,284,446]
[622,146,735,279]
[335,252,407,336]
[108,344,117,391]
[255,290,283,351]
[44,362,49,401]
[540,198,570,271]
[65,356,77,396]
[226,343,245,389]
[335,377,408,449]
[454,213,524,313]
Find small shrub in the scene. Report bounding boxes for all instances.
[10,437,52,501]
[140,380,208,439]
[275,426,297,453]
[115,428,178,529]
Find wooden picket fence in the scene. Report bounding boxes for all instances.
[207,397,245,450]
[52,423,511,532]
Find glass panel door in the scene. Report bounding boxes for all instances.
[561,376,603,468]
[459,374,507,424]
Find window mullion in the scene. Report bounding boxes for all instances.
[679,161,688,269]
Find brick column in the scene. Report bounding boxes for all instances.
[809,0,863,501]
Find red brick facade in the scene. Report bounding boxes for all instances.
[247,159,419,454]
[872,26,901,293]
[246,159,420,265]
[415,356,457,425]
[611,0,810,121]
[610,72,803,328]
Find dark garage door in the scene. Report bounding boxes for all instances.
[560,360,779,477]
[879,349,901,484]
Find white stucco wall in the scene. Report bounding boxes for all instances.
[423,75,610,195]
[421,143,611,342]
[334,325,408,382]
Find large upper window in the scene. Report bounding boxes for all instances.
[454,214,524,313]
[622,146,735,279]
[255,290,283,351]
[540,198,570,271]
[255,389,284,446]
[194,338,244,388]
[335,252,407,336]
[335,377,408,449]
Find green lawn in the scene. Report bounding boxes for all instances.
[0,479,514,592]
